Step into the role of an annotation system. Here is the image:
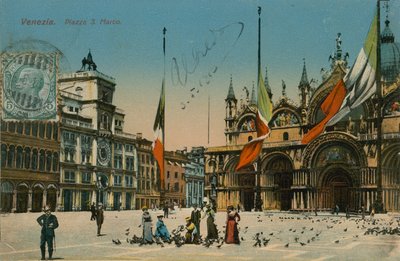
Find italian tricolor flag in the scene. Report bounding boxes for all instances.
[302,11,377,144]
[236,67,273,171]
[152,79,165,190]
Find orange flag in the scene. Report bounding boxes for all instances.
[301,79,347,144]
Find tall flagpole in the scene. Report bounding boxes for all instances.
[255,6,262,212]
[208,95,210,144]
[375,0,384,212]
[161,27,167,205]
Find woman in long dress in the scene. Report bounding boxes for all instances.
[141,206,153,244]
[204,204,218,240]
[224,205,240,244]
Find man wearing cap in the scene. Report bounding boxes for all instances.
[37,205,59,260]
[191,204,202,237]
[155,215,170,241]
[96,203,104,236]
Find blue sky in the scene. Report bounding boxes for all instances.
[1,0,399,150]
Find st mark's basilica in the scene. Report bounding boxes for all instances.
[204,17,400,213]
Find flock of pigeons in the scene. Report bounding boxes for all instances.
[111,214,400,250]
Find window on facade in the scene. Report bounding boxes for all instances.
[167,171,170,179]
[46,151,52,172]
[101,113,109,129]
[114,143,122,151]
[8,122,15,133]
[151,168,154,180]
[283,132,289,141]
[16,146,23,168]
[64,170,75,183]
[52,153,58,172]
[146,167,149,178]
[32,149,38,170]
[167,183,170,191]
[81,150,91,164]
[125,175,133,187]
[125,144,133,152]
[53,123,58,140]
[1,144,7,167]
[146,155,149,164]
[39,150,45,171]
[1,120,7,131]
[174,172,178,179]
[32,122,38,137]
[24,147,31,169]
[174,182,179,192]
[7,145,15,168]
[82,172,91,184]
[126,156,134,171]
[114,175,122,186]
[25,122,31,136]
[39,123,45,138]
[114,155,122,169]
[17,122,23,134]
[46,123,52,139]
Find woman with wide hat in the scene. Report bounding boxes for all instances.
[141,206,153,243]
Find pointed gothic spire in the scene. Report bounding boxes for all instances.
[299,58,309,87]
[264,66,273,99]
[250,82,257,105]
[226,75,236,101]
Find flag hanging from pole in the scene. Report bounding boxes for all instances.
[236,67,273,171]
[302,10,377,144]
[327,11,377,126]
[152,79,165,190]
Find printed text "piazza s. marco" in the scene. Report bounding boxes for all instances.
[20,18,121,26]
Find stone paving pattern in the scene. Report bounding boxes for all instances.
[1,209,400,260]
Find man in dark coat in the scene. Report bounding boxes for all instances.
[96,203,104,236]
[37,205,59,260]
[191,204,202,236]
[90,202,97,221]
[163,202,169,218]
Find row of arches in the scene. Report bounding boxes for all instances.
[1,120,58,141]
[1,144,59,172]
[0,181,58,213]
[208,134,400,212]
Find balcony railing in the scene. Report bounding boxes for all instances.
[62,119,93,129]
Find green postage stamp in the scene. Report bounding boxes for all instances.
[2,52,57,120]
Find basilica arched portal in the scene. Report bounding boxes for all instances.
[319,166,353,211]
[261,153,293,210]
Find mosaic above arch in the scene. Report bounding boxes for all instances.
[271,110,300,127]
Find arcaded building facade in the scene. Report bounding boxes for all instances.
[204,21,400,213]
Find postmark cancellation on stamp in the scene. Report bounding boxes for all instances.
[2,52,58,120]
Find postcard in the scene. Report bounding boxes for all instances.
[1,0,399,260]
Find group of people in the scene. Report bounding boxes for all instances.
[35,202,241,260]
[140,203,241,245]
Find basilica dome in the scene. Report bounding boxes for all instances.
[381,19,400,84]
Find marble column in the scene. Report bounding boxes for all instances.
[12,189,17,212]
[28,189,32,212]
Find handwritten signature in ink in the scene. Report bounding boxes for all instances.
[171,21,244,106]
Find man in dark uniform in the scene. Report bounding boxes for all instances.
[96,202,104,236]
[163,202,169,218]
[191,204,202,237]
[90,202,97,221]
[37,205,59,260]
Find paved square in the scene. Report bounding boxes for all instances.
[1,209,399,260]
